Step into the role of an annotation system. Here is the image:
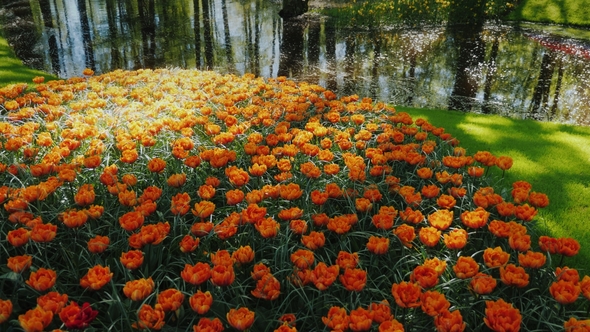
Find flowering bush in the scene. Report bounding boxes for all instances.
[0,68,589,331]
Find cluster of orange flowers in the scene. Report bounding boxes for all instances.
[1,68,589,331]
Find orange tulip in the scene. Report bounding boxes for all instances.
[539,235,561,254]
[118,210,144,232]
[139,185,163,203]
[191,221,214,237]
[460,207,489,229]
[556,267,580,283]
[399,207,424,225]
[291,249,315,270]
[87,235,109,254]
[232,245,255,265]
[242,203,267,224]
[379,319,406,332]
[134,304,165,330]
[310,190,329,205]
[550,280,581,305]
[251,273,281,300]
[327,214,353,234]
[424,257,448,277]
[157,288,184,312]
[393,224,416,248]
[484,299,521,332]
[0,298,13,324]
[123,277,154,301]
[564,317,590,332]
[166,173,187,187]
[391,281,421,308]
[190,291,213,315]
[468,166,485,177]
[301,231,325,250]
[488,219,511,237]
[483,246,510,268]
[434,309,466,332]
[496,156,513,170]
[18,306,53,332]
[59,209,89,228]
[226,189,245,205]
[372,213,395,230]
[325,182,343,198]
[365,301,391,325]
[170,192,191,215]
[36,291,67,315]
[514,203,537,222]
[581,275,590,300]
[336,251,359,270]
[120,250,144,270]
[419,226,441,247]
[528,191,549,208]
[254,217,280,238]
[279,183,303,200]
[437,194,456,209]
[500,264,529,288]
[74,183,95,206]
[147,157,166,173]
[7,255,32,273]
[181,262,211,285]
[469,273,497,295]
[197,184,216,200]
[251,263,271,281]
[227,307,255,331]
[311,262,340,291]
[210,264,235,287]
[443,228,468,250]
[24,223,57,243]
[179,235,200,253]
[190,200,215,220]
[225,166,250,187]
[558,238,581,257]
[322,306,349,331]
[348,307,373,331]
[339,268,367,292]
[420,290,450,317]
[26,268,57,292]
[428,209,453,230]
[517,251,546,269]
[193,317,224,332]
[300,161,322,178]
[417,167,433,179]
[355,197,373,212]
[452,256,479,279]
[367,236,390,255]
[80,265,113,290]
[411,265,439,289]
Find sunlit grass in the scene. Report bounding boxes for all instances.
[507,0,590,26]
[0,34,56,87]
[400,106,590,269]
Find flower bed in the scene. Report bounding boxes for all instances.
[0,68,589,331]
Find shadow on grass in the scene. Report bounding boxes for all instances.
[400,106,590,271]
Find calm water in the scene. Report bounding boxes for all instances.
[3,0,590,126]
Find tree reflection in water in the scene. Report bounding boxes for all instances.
[2,0,590,125]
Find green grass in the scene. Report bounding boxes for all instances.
[507,0,590,26]
[0,33,56,87]
[400,106,590,270]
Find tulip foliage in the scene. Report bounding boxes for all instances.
[0,68,589,331]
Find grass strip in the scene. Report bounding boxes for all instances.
[0,33,56,87]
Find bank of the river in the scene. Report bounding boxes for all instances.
[0,32,56,86]
[508,0,590,26]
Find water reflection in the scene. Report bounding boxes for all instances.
[3,0,590,126]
